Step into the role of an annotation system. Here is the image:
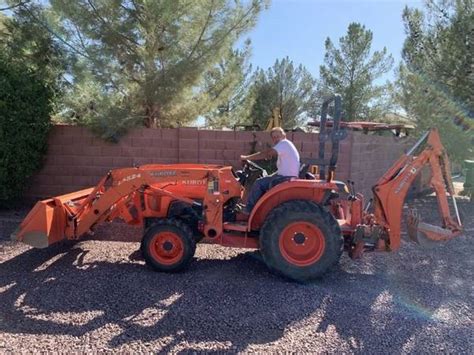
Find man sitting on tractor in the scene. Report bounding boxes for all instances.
[240,127,300,215]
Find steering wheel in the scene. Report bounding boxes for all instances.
[234,160,268,186]
[244,160,268,177]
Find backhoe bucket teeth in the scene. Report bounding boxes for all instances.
[11,199,68,248]
[407,209,461,247]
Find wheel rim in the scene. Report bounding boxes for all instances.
[149,231,184,265]
[279,222,325,266]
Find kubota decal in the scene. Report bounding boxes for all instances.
[150,170,177,177]
[182,179,206,185]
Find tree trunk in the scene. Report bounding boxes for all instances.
[144,102,160,128]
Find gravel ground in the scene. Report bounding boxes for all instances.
[0,196,472,353]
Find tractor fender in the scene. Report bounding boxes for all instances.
[248,179,339,231]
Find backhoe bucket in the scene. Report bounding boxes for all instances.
[11,199,68,248]
[407,209,461,247]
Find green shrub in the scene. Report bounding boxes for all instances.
[0,54,52,206]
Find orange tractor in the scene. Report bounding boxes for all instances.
[12,96,463,282]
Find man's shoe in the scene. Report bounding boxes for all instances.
[235,203,246,212]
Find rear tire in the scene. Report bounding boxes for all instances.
[141,218,196,272]
[260,200,343,282]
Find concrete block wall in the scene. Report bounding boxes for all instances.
[25,125,413,200]
[348,133,414,198]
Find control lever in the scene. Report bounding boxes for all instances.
[347,180,357,201]
[364,198,373,212]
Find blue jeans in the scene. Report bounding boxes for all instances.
[245,175,291,213]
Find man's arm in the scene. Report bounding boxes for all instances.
[240,148,277,161]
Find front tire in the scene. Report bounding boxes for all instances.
[141,219,196,272]
[260,200,343,282]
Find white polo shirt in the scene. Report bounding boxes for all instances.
[273,139,300,177]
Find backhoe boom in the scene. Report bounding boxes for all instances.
[371,128,462,250]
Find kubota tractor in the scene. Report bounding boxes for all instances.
[12,96,463,282]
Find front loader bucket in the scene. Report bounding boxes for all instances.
[11,199,68,248]
[11,188,95,248]
[407,209,461,247]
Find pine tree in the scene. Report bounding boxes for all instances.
[319,23,394,121]
[202,40,255,128]
[47,0,268,139]
[398,0,473,161]
[248,57,317,129]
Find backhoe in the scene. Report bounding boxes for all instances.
[12,96,463,282]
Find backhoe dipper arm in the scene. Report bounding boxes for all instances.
[371,128,462,251]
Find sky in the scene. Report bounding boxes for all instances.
[237,0,425,82]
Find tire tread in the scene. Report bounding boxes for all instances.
[260,200,343,282]
[141,218,196,272]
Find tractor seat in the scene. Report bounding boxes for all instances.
[299,163,316,180]
[268,175,293,189]
[268,164,315,189]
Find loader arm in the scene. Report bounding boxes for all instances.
[12,168,201,247]
[72,168,200,237]
[371,128,462,251]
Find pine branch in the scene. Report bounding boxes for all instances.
[21,5,92,60]
[71,21,88,51]
[0,0,29,11]
[190,2,259,65]
[187,0,215,60]
[85,0,140,47]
